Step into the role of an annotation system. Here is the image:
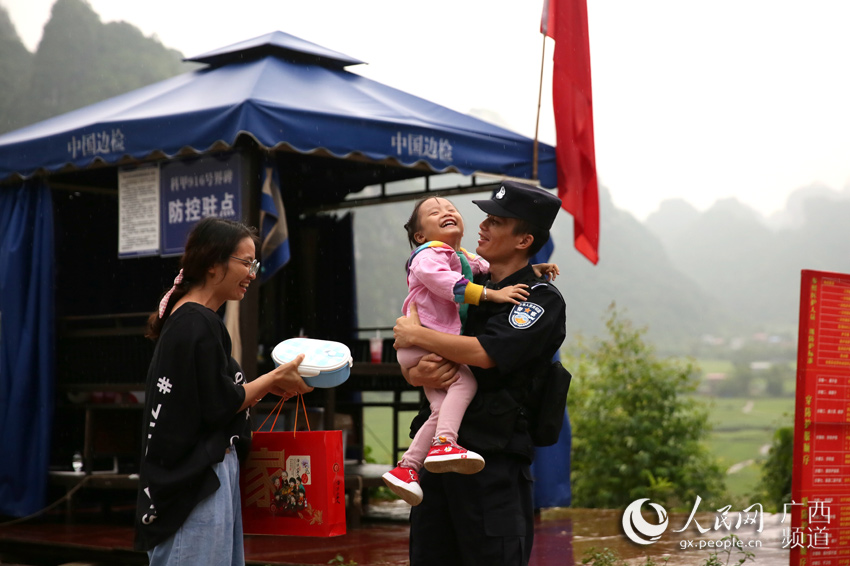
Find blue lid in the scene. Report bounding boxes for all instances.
[271,338,352,377]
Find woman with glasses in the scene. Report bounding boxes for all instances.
[135,216,312,565]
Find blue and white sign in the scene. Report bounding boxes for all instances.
[160,152,242,255]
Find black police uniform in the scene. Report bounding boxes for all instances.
[409,264,567,566]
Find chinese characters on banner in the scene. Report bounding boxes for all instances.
[390,131,453,163]
[792,270,850,565]
[159,153,242,256]
[67,128,126,159]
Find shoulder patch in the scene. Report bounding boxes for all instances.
[509,302,545,329]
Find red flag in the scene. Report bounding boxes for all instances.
[542,0,599,264]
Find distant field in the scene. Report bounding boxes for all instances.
[706,397,795,431]
[696,358,735,375]
[704,396,795,499]
[693,358,796,498]
[709,428,773,467]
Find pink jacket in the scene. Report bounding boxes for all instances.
[402,244,489,334]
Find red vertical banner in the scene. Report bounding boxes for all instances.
[792,270,850,565]
[541,0,600,264]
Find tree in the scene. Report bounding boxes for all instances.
[568,306,725,509]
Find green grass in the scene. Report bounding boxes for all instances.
[708,428,769,499]
[708,429,772,466]
[702,396,794,500]
[706,397,795,430]
[361,391,418,465]
[726,464,763,500]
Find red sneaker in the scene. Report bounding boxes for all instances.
[423,436,485,474]
[382,465,423,506]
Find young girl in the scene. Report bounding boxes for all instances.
[382,196,557,506]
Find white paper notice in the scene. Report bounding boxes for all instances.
[118,165,160,257]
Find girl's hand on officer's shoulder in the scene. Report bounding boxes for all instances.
[533,263,559,281]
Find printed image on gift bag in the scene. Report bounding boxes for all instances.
[263,453,311,515]
[241,397,346,537]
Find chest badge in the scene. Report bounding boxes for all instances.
[509,302,544,329]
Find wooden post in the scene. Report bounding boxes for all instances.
[239,148,261,380]
[533,35,547,182]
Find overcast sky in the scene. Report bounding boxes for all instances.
[4,0,850,220]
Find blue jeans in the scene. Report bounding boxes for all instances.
[148,448,245,566]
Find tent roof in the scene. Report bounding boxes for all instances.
[185,30,366,68]
[0,31,556,188]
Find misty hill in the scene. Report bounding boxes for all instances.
[647,187,850,333]
[352,184,735,353]
[0,0,191,133]
[766,182,850,230]
[0,6,32,133]
[544,187,738,350]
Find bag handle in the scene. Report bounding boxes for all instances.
[292,393,312,434]
[257,396,285,431]
[256,393,311,435]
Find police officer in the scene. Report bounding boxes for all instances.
[393,180,567,566]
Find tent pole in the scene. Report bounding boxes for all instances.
[238,149,260,379]
[533,34,547,181]
[304,182,500,215]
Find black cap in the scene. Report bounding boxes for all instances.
[472,180,561,231]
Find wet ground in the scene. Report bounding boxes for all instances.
[542,507,790,565]
[0,503,791,565]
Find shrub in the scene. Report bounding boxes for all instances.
[755,426,793,512]
[568,306,726,509]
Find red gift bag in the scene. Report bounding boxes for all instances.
[240,396,346,537]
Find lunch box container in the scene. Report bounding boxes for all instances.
[271,338,353,388]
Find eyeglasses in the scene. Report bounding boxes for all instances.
[230,256,261,277]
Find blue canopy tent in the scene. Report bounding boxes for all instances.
[0,31,556,186]
[0,31,566,517]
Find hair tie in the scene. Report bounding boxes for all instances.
[158,269,184,319]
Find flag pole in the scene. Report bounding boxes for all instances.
[533,34,547,181]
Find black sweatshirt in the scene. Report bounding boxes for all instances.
[134,303,250,551]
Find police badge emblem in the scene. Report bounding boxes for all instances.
[509,302,544,329]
